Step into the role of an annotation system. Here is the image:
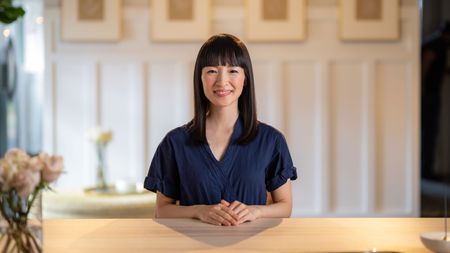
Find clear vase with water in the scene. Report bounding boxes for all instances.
[0,190,43,253]
[96,143,108,191]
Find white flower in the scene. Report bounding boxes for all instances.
[87,126,113,145]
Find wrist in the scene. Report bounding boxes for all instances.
[192,205,204,219]
[251,205,263,219]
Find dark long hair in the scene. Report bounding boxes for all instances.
[189,34,258,145]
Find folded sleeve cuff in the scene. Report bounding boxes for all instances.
[266,166,298,192]
[144,176,179,200]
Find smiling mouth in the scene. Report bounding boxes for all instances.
[214,90,232,97]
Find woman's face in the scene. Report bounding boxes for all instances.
[201,65,245,109]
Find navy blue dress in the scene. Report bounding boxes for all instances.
[144,118,297,206]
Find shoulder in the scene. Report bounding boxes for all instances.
[255,121,286,144]
[165,124,189,138]
[256,122,292,156]
[157,124,195,152]
[163,124,191,143]
[258,122,284,137]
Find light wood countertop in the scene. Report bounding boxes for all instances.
[43,218,442,252]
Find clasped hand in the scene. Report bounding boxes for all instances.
[197,200,261,226]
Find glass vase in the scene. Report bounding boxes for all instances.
[0,190,43,253]
[96,144,108,191]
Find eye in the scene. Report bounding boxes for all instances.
[206,69,217,74]
[230,69,240,74]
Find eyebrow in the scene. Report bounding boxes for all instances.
[204,65,241,67]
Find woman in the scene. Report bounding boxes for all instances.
[144,34,297,226]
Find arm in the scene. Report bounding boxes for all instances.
[155,191,199,219]
[155,191,239,226]
[226,179,293,224]
[257,179,293,217]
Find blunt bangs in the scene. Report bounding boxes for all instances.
[197,36,247,69]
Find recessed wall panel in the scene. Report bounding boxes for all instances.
[55,63,96,189]
[330,62,364,213]
[101,63,144,184]
[253,62,284,131]
[286,62,320,215]
[376,62,408,213]
[148,63,193,159]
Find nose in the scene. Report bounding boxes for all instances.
[215,69,229,86]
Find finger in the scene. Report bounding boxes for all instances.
[229,202,245,213]
[216,209,238,225]
[215,209,236,226]
[219,208,238,224]
[221,199,230,206]
[236,208,249,219]
[228,202,246,221]
[228,201,242,211]
[206,217,222,226]
[237,213,251,225]
[206,215,223,226]
[216,203,238,220]
[201,211,223,226]
[210,211,231,226]
[216,202,239,220]
[221,205,240,221]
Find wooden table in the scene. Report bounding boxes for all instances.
[43,218,441,252]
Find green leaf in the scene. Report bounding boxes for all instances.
[0,1,25,24]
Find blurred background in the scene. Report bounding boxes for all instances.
[1,0,448,218]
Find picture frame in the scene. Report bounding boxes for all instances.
[339,0,399,41]
[61,0,122,42]
[151,0,210,42]
[245,0,306,42]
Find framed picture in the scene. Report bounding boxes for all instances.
[339,0,399,41]
[61,0,122,42]
[245,0,306,42]
[151,0,210,42]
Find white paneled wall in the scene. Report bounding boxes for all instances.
[53,63,97,186]
[44,0,419,217]
[330,62,364,214]
[100,62,145,183]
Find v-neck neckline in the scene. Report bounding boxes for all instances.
[203,143,233,164]
[203,117,242,165]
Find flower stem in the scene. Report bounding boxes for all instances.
[1,190,43,253]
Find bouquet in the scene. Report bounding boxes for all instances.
[0,148,63,253]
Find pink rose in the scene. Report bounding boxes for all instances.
[1,149,31,191]
[4,148,30,175]
[11,168,40,198]
[4,148,30,166]
[28,156,44,172]
[39,153,64,183]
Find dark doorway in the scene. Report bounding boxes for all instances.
[420,0,450,217]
